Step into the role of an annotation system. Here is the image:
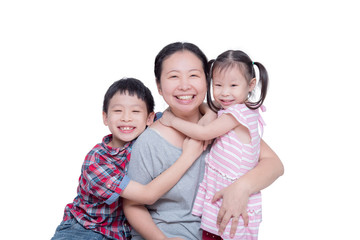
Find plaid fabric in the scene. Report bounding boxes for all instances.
[62,134,133,240]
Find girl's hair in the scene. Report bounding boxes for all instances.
[154,42,210,88]
[207,50,268,111]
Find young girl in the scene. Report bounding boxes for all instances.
[160,50,269,240]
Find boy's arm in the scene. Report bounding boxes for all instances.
[161,110,239,140]
[120,138,204,205]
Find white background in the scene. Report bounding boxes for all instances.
[1,0,359,239]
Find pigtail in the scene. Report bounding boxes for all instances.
[206,59,220,112]
[247,61,268,109]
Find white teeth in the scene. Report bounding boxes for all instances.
[177,95,193,100]
[120,127,134,130]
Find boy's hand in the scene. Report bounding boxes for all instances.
[160,110,175,127]
[182,137,204,162]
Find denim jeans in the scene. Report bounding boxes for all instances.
[51,218,110,240]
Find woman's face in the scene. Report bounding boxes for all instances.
[157,50,207,120]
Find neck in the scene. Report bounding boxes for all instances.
[170,108,202,123]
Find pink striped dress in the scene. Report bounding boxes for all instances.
[192,104,266,240]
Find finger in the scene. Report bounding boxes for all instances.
[218,211,232,236]
[242,211,249,227]
[216,206,225,227]
[212,190,223,204]
[203,140,210,150]
[230,217,240,238]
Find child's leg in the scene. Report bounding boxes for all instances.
[202,230,223,240]
[51,218,108,240]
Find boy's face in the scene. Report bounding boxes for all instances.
[103,92,154,148]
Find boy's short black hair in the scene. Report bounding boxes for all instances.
[103,78,155,114]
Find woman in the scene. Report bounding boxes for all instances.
[123,42,284,240]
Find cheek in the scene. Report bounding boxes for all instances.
[195,78,207,95]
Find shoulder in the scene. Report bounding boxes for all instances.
[133,127,160,145]
[84,143,105,163]
[222,104,254,120]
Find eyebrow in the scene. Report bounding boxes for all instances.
[166,69,202,74]
[110,103,144,108]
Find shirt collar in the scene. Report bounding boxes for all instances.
[101,134,133,156]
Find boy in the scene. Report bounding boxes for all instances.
[51,78,204,240]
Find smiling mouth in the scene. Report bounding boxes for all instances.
[220,99,234,105]
[119,126,135,131]
[176,95,194,100]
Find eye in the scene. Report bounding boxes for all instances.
[170,75,178,79]
[214,84,222,87]
[190,74,199,78]
[132,110,140,113]
[231,84,238,87]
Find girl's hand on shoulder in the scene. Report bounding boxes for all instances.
[212,181,250,237]
[197,109,217,150]
[159,110,175,127]
[182,137,204,162]
[198,109,217,126]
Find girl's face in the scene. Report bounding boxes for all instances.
[157,50,207,120]
[212,66,256,109]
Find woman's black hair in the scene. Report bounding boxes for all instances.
[207,50,268,111]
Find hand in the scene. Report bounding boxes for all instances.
[212,181,250,237]
[159,110,175,127]
[182,137,204,162]
[197,108,217,150]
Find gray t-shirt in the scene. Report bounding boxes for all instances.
[127,128,207,239]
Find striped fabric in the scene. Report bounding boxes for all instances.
[62,134,133,240]
[192,104,265,240]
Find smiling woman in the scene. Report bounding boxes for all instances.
[157,50,207,121]
[123,42,283,240]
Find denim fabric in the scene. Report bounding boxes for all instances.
[51,219,110,240]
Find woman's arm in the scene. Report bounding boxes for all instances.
[123,200,184,240]
[121,138,204,205]
[212,139,284,237]
[123,201,167,240]
[160,110,238,140]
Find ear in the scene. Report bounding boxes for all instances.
[146,112,155,126]
[102,111,108,126]
[156,80,163,96]
[249,78,256,92]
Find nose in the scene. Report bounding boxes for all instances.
[221,86,230,96]
[178,76,191,91]
[121,110,132,122]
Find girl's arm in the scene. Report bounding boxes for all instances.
[160,110,238,140]
[212,139,284,237]
[121,138,204,205]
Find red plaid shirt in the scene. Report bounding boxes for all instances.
[63,134,133,240]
